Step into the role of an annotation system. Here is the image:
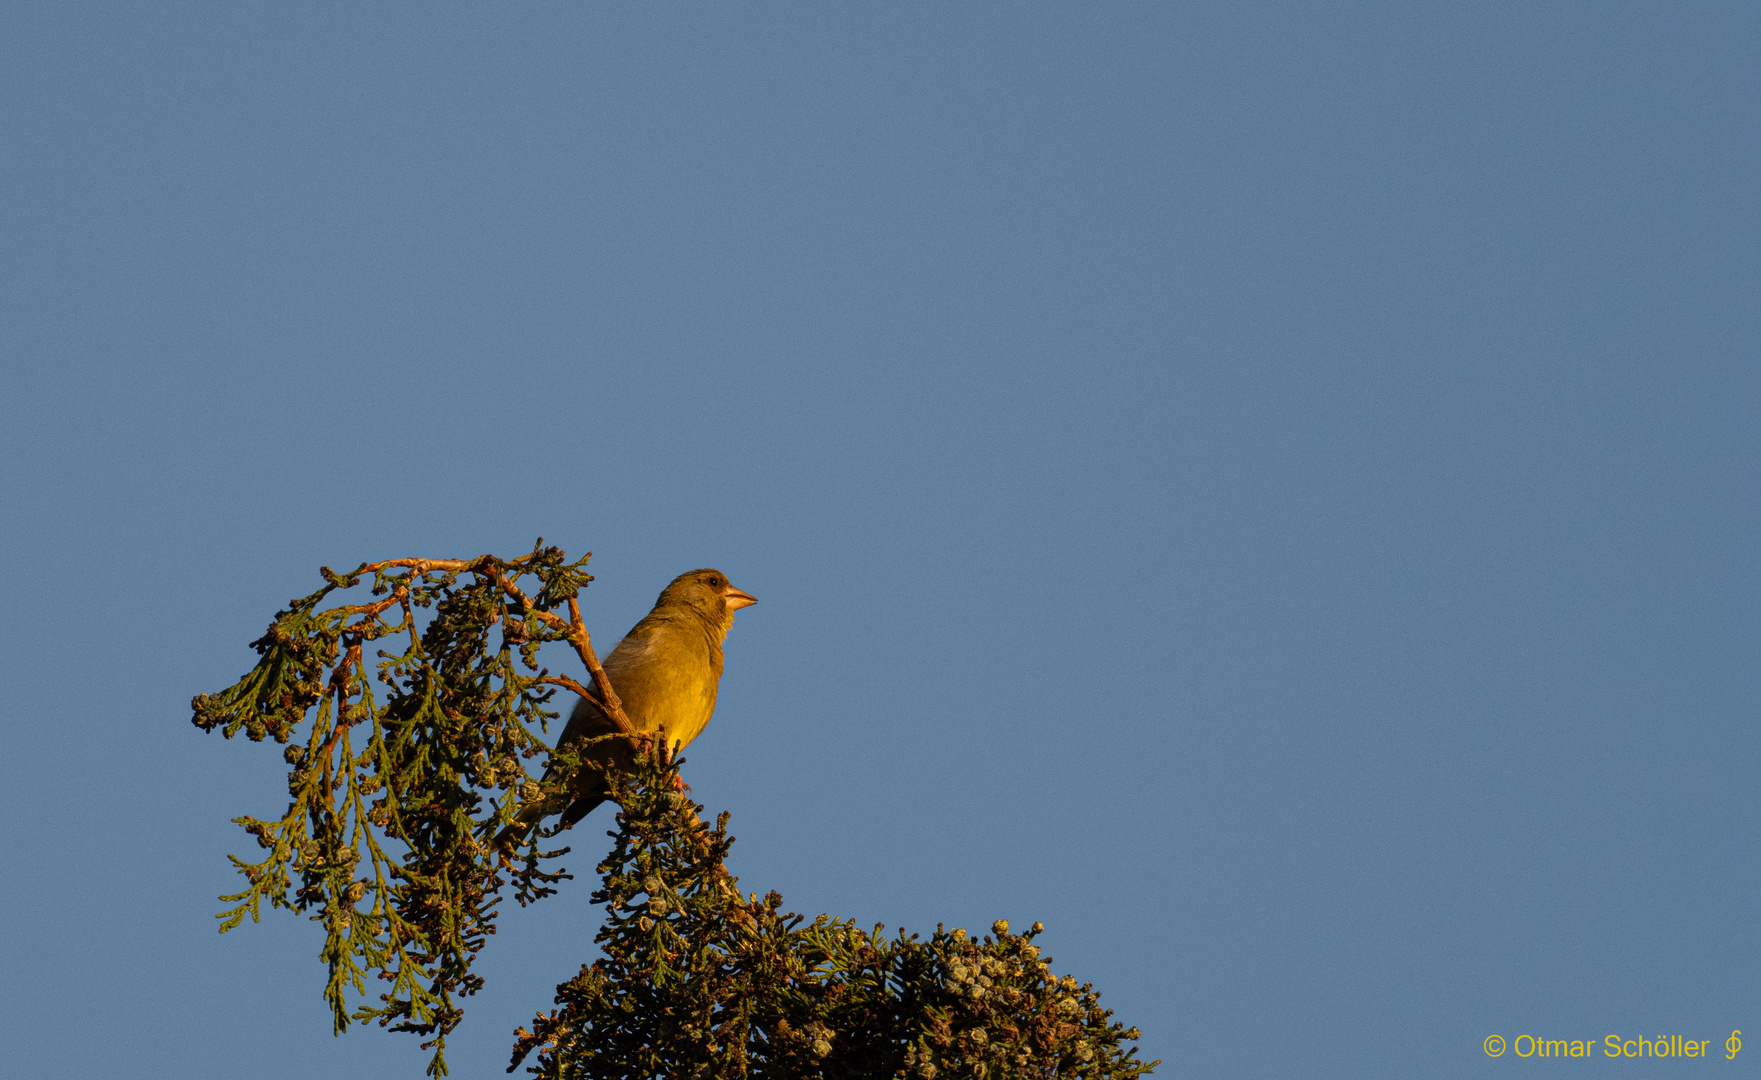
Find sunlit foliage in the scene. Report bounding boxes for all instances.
[195,546,1155,1080]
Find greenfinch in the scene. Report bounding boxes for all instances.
[503,569,756,844]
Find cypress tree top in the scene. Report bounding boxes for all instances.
[194,544,1156,1080]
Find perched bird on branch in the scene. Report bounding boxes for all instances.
[498,568,756,848]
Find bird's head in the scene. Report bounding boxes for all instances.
[657,568,757,627]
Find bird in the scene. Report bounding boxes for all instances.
[498,568,756,848]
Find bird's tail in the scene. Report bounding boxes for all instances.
[560,794,606,830]
[493,793,607,853]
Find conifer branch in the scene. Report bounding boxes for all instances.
[195,543,1156,1079]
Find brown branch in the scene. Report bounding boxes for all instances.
[337,583,411,636]
[340,553,643,741]
[537,675,602,707]
[356,557,478,575]
[535,676,654,761]
[480,567,640,738]
[567,594,632,731]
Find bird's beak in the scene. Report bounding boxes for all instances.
[722,586,758,611]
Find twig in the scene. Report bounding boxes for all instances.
[345,556,637,736]
[481,567,640,738]
[537,674,602,706]
[357,557,477,575]
[566,595,631,731]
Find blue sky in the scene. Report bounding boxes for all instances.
[1,4,1756,1077]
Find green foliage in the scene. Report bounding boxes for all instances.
[195,546,1156,1080]
[192,544,598,1075]
[513,751,1158,1080]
